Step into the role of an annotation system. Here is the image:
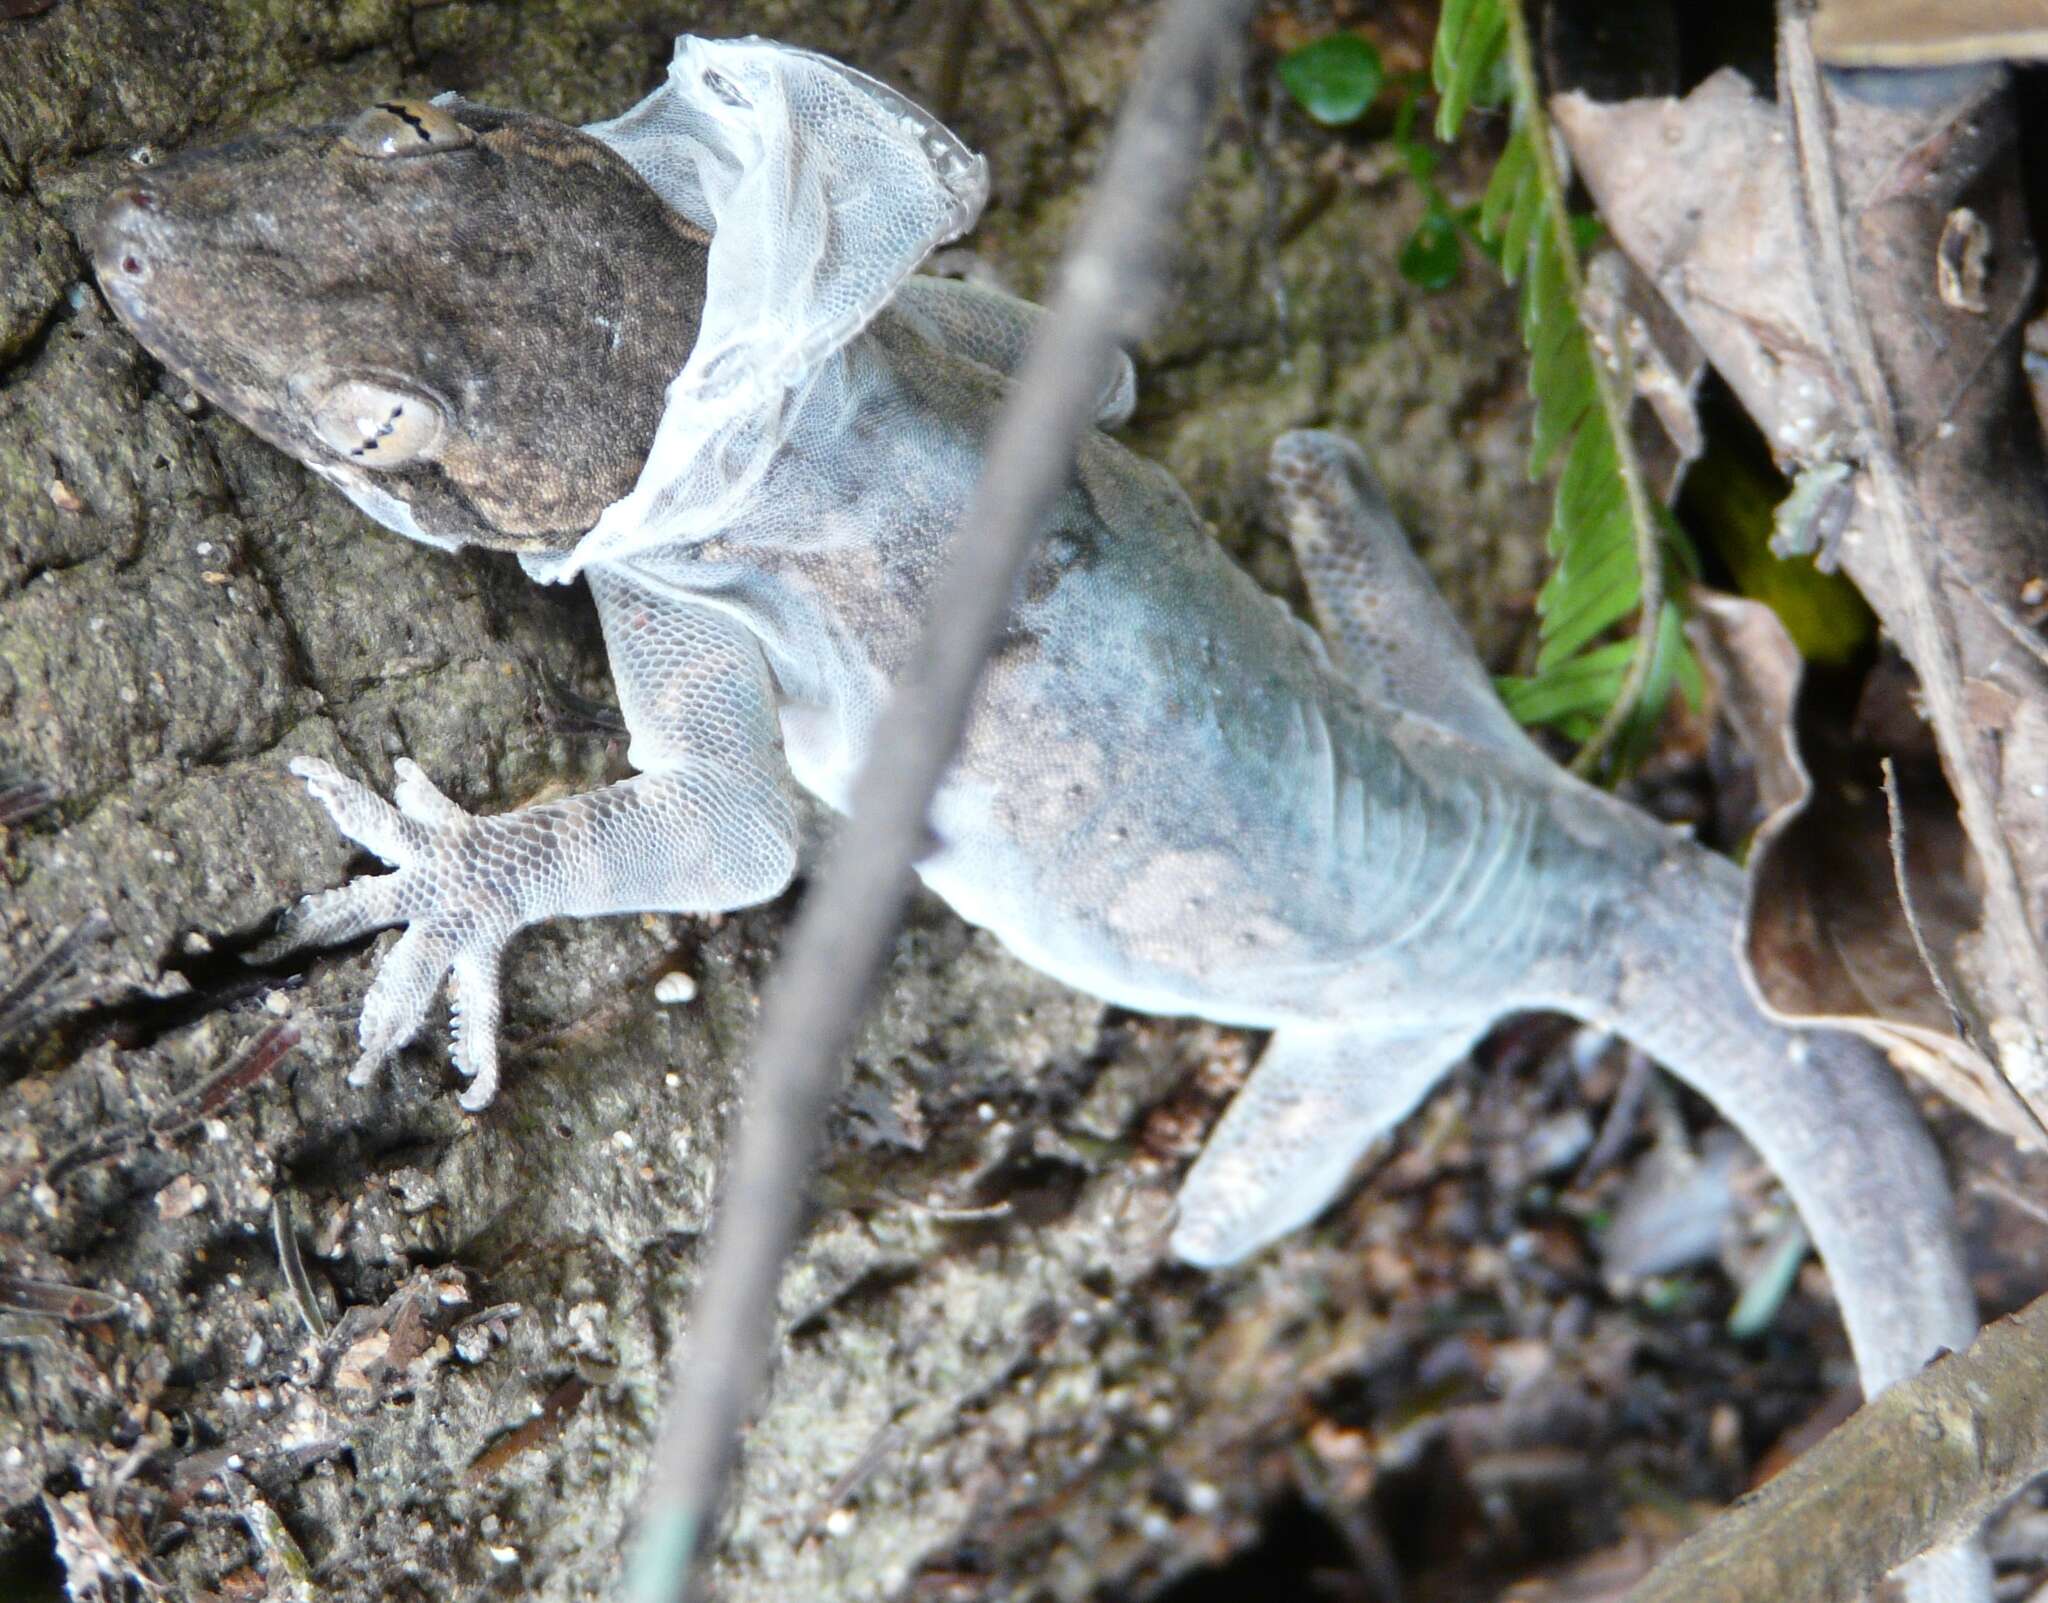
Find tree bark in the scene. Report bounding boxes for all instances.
[1623,1291,2048,1603]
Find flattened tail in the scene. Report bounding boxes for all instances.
[1583,837,1988,1602]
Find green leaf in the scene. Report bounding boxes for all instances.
[1398,205,1463,289]
[1478,130,1531,242]
[1498,164,1542,283]
[1556,423,1621,530]
[1496,638,1635,724]
[1538,552,1639,666]
[1434,0,1699,767]
[1435,0,1508,139]
[1522,219,1570,346]
[1527,332,1594,475]
[1433,0,1483,89]
[1278,34,1385,127]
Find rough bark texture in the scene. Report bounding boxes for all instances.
[1623,1290,2048,1603]
[7,5,2037,1603]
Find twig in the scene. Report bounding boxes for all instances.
[0,777,57,828]
[1779,5,2048,1113]
[466,1376,590,1485]
[43,1021,301,1186]
[621,6,1258,1599]
[0,912,107,1050]
[270,1192,329,1342]
[1620,1289,2048,1603]
[1291,1441,1406,1603]
[0,1272,126,1322]
[799,1418,906,1545]
[1879,758,1970,1043]
[1574,1045,1651,1187]
[995,0,1076,129]
[1967,1167,2048,1230]
[151,1021,300,1139]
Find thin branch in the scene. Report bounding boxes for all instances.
[1621,1289,2048,1603]
[270,1192,329,1342]
[1880,757,1970,1044]
[995,0,1076,129]
[621,4,1258,1598]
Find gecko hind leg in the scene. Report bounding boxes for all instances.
[1269,430,1545,768]
[1172,1017,1488,1266]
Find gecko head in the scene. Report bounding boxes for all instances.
[94,99,711,553]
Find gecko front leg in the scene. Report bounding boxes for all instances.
[892,275,1137,426]
[261,575,800,1107]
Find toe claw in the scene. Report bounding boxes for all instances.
[290,758,433,866]
[261,877,406,958]
[392,759,467,830]
[355,925,446,1063]
[448,952,504,1109]
[456,1066,499,1113]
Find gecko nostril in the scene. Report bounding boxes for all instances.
[121,254,144,275]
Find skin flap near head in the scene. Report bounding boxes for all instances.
[524,34,990,583]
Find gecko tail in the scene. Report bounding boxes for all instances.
[1593,837,1990,1603]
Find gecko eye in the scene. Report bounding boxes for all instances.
[340,100,475,159]
[700,69,751,109]
[308,380,446,467]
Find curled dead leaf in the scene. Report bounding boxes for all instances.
[1563,56,2048,1133]
[1690,592,2042,1146]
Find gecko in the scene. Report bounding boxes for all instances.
[92,37,1985,1599]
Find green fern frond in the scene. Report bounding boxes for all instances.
[1434,0,1696,774]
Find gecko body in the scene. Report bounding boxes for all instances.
[92,37,1984,1598]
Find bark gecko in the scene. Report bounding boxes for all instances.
[91,36,1985,1599]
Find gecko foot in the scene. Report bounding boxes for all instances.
[1172,1018,1485,1265]
[255,756,519,1109]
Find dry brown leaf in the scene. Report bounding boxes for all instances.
[1554,70,2032,532]
[1581,247,1707,501]
[1558,61,2048,1137]
[1691,593,2038,1144]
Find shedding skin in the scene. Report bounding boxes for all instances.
[90,40,1985,1600]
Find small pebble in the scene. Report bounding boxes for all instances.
[653,971,698,1004]
[155,1174,210,1221]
